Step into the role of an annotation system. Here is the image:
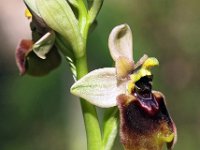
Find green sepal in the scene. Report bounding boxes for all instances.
[103,107,119,150]
[36,0,85,58]
[87,0,104,24]
[70,68,126,108]
[68,0,79,8]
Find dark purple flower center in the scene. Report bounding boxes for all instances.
[134,75,159,115]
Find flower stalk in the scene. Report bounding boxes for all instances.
[76,55,102,150]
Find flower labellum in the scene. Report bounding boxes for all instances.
[70,24,177,150]
[117,79,177,150]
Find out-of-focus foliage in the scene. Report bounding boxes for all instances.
[0,0,200,150]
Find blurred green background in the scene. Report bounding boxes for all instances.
[0,0,199,149]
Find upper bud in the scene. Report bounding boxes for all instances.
[35,0,85,58]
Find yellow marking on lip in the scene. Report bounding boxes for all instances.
[127,81,135,94]
[157,132,175,143]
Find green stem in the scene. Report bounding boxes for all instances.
[74,1,103,149]
[77,0,88,37]
[76,55,102,150]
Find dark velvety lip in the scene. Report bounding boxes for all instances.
[134,92,159,116]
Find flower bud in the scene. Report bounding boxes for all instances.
[16,3,61,76]
[16,40,61,76]
[35,0,85,58]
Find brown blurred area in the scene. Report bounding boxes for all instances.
[0,0,200,150]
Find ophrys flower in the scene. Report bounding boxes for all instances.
[16,2,61,76]
[71,24,177,150]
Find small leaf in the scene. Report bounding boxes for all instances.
[87,0,104,24]
[33,31,55,59]
[70,68,126,108]
[108,24,133,61]
[103,107,119,150]
[36,0,84,58]
[68,0,79,8]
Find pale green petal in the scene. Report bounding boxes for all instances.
[70,68,126,108]
[103,107,118,150]
[108,24,133,61]
[33,31,55,59]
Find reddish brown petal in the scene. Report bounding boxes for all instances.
[15,39,33,75]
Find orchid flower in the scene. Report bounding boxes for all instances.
[71,24,177,150]
[16,0,103,77]
[16,2,61,76]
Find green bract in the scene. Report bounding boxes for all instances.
[87,0,104,24]
[36,0,84,58]
[102,107,119,150]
